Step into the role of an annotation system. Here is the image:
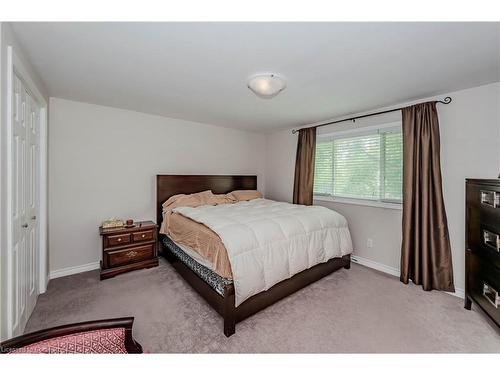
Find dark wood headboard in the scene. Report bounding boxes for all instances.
[156,175,257,226]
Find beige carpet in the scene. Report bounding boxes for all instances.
[25,258,500,353]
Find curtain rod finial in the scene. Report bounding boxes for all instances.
[439,97,452,104]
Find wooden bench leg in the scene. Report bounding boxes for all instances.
[223,284,236,337]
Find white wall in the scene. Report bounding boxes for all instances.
[48,98,267,273]
[0,22,48,340]
[266,82,500,294]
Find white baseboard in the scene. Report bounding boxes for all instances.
[48,255,466,299]
[445,287,465,299]
[351,255,400,277]
[49,261,100,280]
[351,254,464,299]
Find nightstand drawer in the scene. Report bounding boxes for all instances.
[106,244,154,267]
[106,233,131,247]
[132,230,154,243]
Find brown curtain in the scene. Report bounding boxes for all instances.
[293,127,317,205]
[400,101,455,292]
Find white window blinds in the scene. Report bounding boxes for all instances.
[314,125,403,203]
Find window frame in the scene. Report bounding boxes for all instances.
[313,121,403,209]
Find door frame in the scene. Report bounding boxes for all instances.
[5,45,48,337]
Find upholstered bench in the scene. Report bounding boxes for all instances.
[0,317,142,354]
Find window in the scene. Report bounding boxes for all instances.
[314,124,403,204]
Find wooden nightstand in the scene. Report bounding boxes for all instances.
[99,221,159,280]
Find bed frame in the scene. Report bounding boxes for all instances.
[156,174,350,337]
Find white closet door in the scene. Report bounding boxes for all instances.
[26,90,40,319]
[11,73,40,337]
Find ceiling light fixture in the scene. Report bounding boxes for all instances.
[247,74,286,99]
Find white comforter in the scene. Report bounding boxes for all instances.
[174,198,353,306]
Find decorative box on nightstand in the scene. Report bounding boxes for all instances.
[99,220,159,280]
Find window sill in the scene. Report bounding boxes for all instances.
[313,195,403,210]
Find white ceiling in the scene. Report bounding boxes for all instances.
[11,22,500,132]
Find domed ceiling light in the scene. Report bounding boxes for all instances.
[247,73,286,99]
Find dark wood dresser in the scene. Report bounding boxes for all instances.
[99,221,159,280]
[465,179,500,329]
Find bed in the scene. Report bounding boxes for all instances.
[156,174,352,337]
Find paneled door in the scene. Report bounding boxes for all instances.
[11,72,40,336]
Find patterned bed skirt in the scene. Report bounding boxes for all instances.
[160,235,232,296]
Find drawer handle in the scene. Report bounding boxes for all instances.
[126,250,138,258]
[141,234,146,238]
[483,282,500,308]
[117,238,122,242]
[483,229,500,252]
[480,190,500,208]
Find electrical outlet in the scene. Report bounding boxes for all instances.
[367,238,373,248]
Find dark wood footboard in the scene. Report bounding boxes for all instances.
[161,240,350,337]
[234,254,351,325]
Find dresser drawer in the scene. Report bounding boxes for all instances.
[106,233,131,247]
[132,229,154,243]
[479,189,500,208]
[467,251,500,325]
[469,226,500,269]
[482,228,500,253]
[105,244,154,268]
[468,187,500,222]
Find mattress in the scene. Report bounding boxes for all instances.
[161,235,232,296]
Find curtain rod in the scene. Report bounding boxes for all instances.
[291,97,452,134]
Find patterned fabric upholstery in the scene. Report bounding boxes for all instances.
[9,328,128,354]
[162,235,232,296]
